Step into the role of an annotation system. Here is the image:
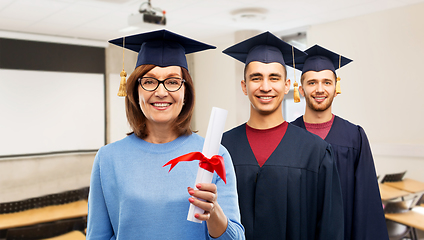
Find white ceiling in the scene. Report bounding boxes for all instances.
[0,0,423,45]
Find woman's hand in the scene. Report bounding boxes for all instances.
[188,183,228,238]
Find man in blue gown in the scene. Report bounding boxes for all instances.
[221,32,344,240]
[291,45,388,240]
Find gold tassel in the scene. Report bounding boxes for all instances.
[336,77,341,94]
[335,55,341,94]
[118,37,127,97]
[293,81,300,103]
[118,70,127,97]
[291,46,300,103]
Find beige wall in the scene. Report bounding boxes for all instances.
[190,31,257,137]
[0,153,95,202]
[306,2,424,181]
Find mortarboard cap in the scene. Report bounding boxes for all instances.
[109,29,216,70]
[295,44,352,94]
[223,31,307,103]
[222,31,306,66]
[295,44,352,75]
[108,29,216,96]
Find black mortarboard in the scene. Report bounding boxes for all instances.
[222,31,306,66]
[108,29,215,96]
[295,44,352,75]
[295,44,352,94]
[109,29,216,70]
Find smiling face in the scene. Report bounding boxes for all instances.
[299,69,337,113]
[242,61,290,117]
[138,65,185,128]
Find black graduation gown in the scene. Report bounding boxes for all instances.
[292,116,388,240]
[222,123,344,240]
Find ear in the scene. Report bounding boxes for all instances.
[241,80,248,96]
[284,79,291,94]
[299,85,305,97]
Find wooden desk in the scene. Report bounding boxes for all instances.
[379,183,410,201]
[42,230,86,240]
[385,178,424,193]
[0,200,88,230]
[385,207,424,232]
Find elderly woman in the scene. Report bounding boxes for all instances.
[86,30,244,240]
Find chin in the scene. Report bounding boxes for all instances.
[311,104,331,112]
[256,108,279,115]
[149,114,176,124]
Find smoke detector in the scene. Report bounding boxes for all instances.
[231,8,267,22]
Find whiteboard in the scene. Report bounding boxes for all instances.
[0,69,105,157]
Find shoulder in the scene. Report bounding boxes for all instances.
[184,132,205,147]
[333,115,360,131]
[286,124,332,169]
[222,123,246,145]
[290,116,304,127]
[94,134,147,169]
[96,134,137,157]
[223,123,245,138]
[287,123,329,149]
[330,115,367,148]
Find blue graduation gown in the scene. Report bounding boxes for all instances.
[292,116,388,240]
[222,123,344,240]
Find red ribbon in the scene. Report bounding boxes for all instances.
[163,152,227,184]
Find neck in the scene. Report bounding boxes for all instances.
[303,106,333,124]
[247,106,285,130]
[143,121,179,144]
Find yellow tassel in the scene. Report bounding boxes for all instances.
[293,81,300,103]
[336,77,341,94]
[118,70,127,97]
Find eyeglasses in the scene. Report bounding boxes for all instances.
[138,77,186,92]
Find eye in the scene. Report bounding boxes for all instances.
[270,77,280,81]
[251,77,261,81]
[165,78,182,85]
[142,78,157,85]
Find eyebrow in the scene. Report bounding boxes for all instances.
[249,72,263,78]
[307,78,334,82]
[144,73,182,78]
[269,73,282,78]
[248,72,281,78]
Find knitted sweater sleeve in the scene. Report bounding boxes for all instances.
[86,152,115,240]
[209,146,245,240]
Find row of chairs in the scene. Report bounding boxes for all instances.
[379,171,424,240]
[0,187,89,240]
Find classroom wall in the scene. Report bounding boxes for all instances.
[306,2,424,182]
[105,43,137,144]
[0,37,106,202]
[190,30,257,136]
[0,153,95,202]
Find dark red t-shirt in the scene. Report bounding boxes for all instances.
[246,121,288,167]
[304,114,335,139]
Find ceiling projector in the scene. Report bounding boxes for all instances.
[128,1,166,26]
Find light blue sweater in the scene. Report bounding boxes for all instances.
[87,133,244,240]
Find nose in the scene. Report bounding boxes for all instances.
[259,79,272,92]
[154,83,168,98]
[316,82,324,93]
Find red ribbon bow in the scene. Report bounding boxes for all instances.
[163,152,227,184]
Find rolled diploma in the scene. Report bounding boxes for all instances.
[187,107,228,223]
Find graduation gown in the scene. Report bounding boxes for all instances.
[222,123,344,240]
[292,116,388,240]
